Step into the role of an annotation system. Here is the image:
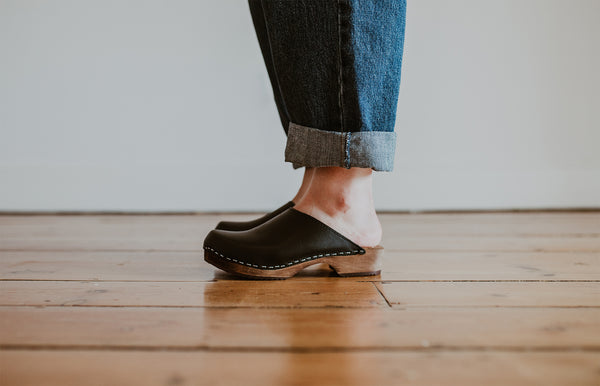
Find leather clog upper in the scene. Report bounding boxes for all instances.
[204,208,365,269]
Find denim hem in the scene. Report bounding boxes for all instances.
[285,122,396,172]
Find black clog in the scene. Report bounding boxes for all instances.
[215,201,295,231]
[204,207,383,279]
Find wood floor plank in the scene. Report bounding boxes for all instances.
[1,213,598,252]
[2,250,599,281]
[0,281,385,308]
[1,235,598,252]
[379,212,600,235]
[1,213,599,385]
[2,213,598,385]
[1,351,598,386]
[2,212,598,235]
[0,251,216,282]
[379,251,600,281]
[2,307,599,349]
[375,282,600,307]
[0,251,350,281]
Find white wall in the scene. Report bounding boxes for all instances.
[1,0,599,212]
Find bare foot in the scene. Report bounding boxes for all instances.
[293,167,382,247]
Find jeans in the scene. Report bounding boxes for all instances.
[248,0,407,172]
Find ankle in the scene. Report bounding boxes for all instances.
[296,198,382,247]
[294,167,382,247]
[300,167,374,212]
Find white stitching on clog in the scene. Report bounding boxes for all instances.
[203,246,362,271]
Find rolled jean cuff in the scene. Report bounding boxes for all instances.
[285,122,396,172]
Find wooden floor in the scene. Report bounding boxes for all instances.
[1,211,599,385]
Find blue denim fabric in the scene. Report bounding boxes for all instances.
[248,0,407,171]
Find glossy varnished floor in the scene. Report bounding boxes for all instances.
[1,211,599,385]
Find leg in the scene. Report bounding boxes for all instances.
[204,0,407,278]
[248,0,315,203]
[247,0,289,132]
[256,0,407,171]
[257,0,407,245]
[214,2,311,233]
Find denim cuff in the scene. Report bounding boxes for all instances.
[285,123,396,172]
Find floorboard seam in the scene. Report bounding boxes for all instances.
[1,345,599,353]
[3,279,600,283]
[372,282,392,308]
[3,305,599,309]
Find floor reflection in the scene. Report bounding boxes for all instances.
[201,267,385,385]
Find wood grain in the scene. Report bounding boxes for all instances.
[2,307,599,349]
[2,212,599,385]
[1,236,598,252]
[2,212,599,234]
[0,280,386,308]
[375,281,600,307]
[1,351,599,386]
[1,213,598,252]
[380,251,600,281]
[2,250,599,281]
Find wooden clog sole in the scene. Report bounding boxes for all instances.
[204,245,384,280]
